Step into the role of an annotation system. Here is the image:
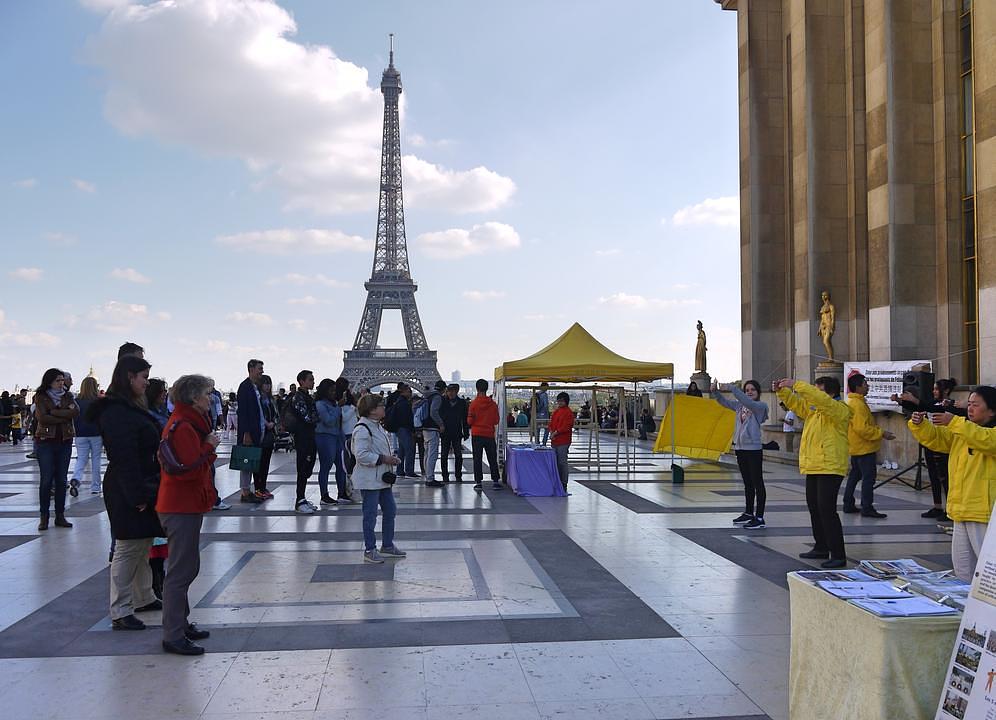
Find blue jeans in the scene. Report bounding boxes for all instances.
[396,426,416,476]
[37,440,72,516]
[361,488,396,551]
[72,436,103,492]
[843,452,878,511]
[537,413,550,446]
[316,433,348,499]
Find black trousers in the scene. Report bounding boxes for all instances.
[253,445,274,493]
[806,474,846,560]
[735,449,765,517]
[440,434,464,479]
[294,430,317,501]
[925,446,949,506]
[472,436,500,482]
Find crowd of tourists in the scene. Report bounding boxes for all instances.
[7,341,544,656]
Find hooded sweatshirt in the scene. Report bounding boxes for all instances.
[711,385,768,451]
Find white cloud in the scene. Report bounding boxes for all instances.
[72,178,97,193]
[12,178,37,189]
[83,0,515,214]
[594,248,621,257]
[69,300,167,333]
[462,290,506,302]
[206,340,231,352]
[670,195,739,228]
[43,232,77,246]
[109,267,151,284]
[216,229,371,255]
[289,319,307,331]
[267,272,347,288]
[403,156,515,213]
[156,311,172,320]
[598,293,702,310]
[287,295,318,305]
[9,268,43,281]
[417,222,521,259]
[0,332,59,348]
[226,311,274,326]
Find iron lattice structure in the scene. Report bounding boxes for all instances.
[341,39,440,391]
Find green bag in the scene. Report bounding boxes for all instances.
[229,445,262,473]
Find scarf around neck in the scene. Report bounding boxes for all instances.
[46,387,67,405]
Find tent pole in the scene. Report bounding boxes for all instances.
[670,375,676,462]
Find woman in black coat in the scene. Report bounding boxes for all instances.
[89,355,164,631]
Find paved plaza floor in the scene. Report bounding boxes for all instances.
[0,437,954,719]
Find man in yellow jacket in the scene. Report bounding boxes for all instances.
[909,386,996,581]
[775,376,853,569]
[842,373,895,518]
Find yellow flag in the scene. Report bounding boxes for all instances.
[653,394,735,461]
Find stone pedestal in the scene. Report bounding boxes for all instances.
[813,361,844,392]
[690,371,712,395]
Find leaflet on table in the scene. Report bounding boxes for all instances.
[815,581,913,599]
[901,577,971,605]
[850,596,959,617]
[858,559,938,578]
[796,569,876,583]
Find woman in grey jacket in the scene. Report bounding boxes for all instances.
[352,394,406,564]
[712,380,769,528]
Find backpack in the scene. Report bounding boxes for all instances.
[413,399,428,428]
[383,402,398,432]
[280,401,298,434]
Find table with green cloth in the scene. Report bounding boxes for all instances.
[787,572,960,720]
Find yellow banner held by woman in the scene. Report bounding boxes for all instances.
[653,394,734,461]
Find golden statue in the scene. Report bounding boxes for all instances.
[694,320,707,373]
[818,290,836,361]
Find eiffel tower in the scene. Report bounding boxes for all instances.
[341,36,441,391]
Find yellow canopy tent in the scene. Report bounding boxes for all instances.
[493,323,675,476]
[495,323,674,382]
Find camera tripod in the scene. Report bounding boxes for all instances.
[873,444,928,491]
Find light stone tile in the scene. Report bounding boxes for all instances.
[205,665,326,714]
[425,702,542,720]
[641,691,765,718]
[535,698,655,720]
[321,647,425,709]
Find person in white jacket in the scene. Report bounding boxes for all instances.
[352,394,406,564]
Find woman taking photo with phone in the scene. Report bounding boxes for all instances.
[909,386,996,581]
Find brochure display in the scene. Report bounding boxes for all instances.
[935,521,996,719]
[788,572,960,720]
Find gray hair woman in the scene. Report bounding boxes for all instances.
[352,394,405,564]
[156,374,221,655]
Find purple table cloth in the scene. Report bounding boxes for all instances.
[506,446,567,497]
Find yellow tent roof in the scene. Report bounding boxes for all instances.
[494,323,673,382]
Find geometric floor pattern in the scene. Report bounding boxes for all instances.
[0,437,954,719]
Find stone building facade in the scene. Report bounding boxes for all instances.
[717,0,995,386]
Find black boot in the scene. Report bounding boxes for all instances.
[38,516,49,531]
[54,515,73,528]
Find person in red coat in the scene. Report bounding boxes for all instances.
[548,392,575,490]
[156,374,220,656]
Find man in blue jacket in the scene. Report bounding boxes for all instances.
[236,359,266,504]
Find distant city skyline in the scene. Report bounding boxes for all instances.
[0,1,741,390]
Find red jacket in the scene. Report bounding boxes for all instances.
[467,395,500,438]
[549,406,575,446]
[156,403,218,514]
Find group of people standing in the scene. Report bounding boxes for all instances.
[710,371,996,578]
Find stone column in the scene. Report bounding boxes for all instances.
[974,0,996,382]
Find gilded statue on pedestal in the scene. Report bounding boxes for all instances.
[818,290,836,362]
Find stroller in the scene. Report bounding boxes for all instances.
[273,431,295,452]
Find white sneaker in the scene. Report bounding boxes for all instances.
[213,501,231,511]
[295,499,315,514]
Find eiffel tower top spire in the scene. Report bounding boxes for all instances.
[370,33,409,283]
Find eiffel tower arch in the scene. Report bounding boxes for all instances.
[341,37,441,391]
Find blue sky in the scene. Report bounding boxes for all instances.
[0,0,741,391]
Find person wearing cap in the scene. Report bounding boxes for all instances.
[534,382,551,445]
[422,380,447,487]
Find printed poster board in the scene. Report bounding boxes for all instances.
[843,360,931,412]
[936,514,996,719]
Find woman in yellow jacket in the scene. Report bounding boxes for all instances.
[909,385,996,581]
[775,376,852,568]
